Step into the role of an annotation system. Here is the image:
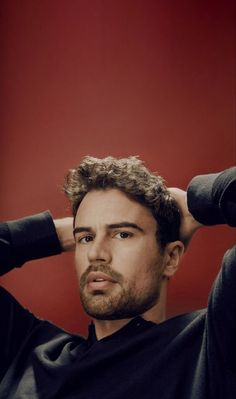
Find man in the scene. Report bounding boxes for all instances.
[0,156,235,398]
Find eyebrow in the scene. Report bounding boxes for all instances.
[73,222,144,236]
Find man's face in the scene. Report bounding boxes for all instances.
[74,188,166,320]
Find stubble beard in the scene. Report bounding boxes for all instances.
[79,264,163,320]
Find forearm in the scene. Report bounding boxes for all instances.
[169,167,236,247]
[0,211,62,275]
[187,167,236,227]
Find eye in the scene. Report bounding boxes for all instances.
[78,235,94,244]
[115,231,133,239]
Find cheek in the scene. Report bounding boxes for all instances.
[114,245,161,284]
[74,248,87,279]
[125,239,160,266]
[112,246,141,276]
[130,247,163,285]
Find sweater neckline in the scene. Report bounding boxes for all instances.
[87,316,156,346]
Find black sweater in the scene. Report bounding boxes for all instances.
[0,168,235,399]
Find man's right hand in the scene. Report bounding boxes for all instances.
[53,217,75,252]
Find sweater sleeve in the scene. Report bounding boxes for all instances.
[187,168,236,381]
[0,212,63,381]
[0,211,62,276]
[187,166,236,226]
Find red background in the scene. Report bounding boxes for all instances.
[1,1,235,336]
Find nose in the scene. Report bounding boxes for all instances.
[87,236,112,264]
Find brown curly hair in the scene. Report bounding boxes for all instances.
[64,156,180,248]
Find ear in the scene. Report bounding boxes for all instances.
[162,241,185,278]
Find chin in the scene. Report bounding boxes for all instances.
[83,304,144,320]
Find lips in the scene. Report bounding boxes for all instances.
[87,272,117,284]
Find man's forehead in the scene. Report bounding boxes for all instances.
[75,188,156,228]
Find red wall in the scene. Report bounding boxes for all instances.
[1,1,235,336]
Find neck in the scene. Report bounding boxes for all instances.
[93,282,167,340]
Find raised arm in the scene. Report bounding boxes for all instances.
[169,167,236,247]
[0,211,75,381]
[0,211,74,276]
[172,167,236,389]
[187,167,236,227]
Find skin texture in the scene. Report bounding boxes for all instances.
[53,217,74,251]
[168,188,203,247]
[73,188,184,339]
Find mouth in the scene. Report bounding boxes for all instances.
[86,272,117,291]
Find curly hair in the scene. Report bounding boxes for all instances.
[64,156,180,248]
